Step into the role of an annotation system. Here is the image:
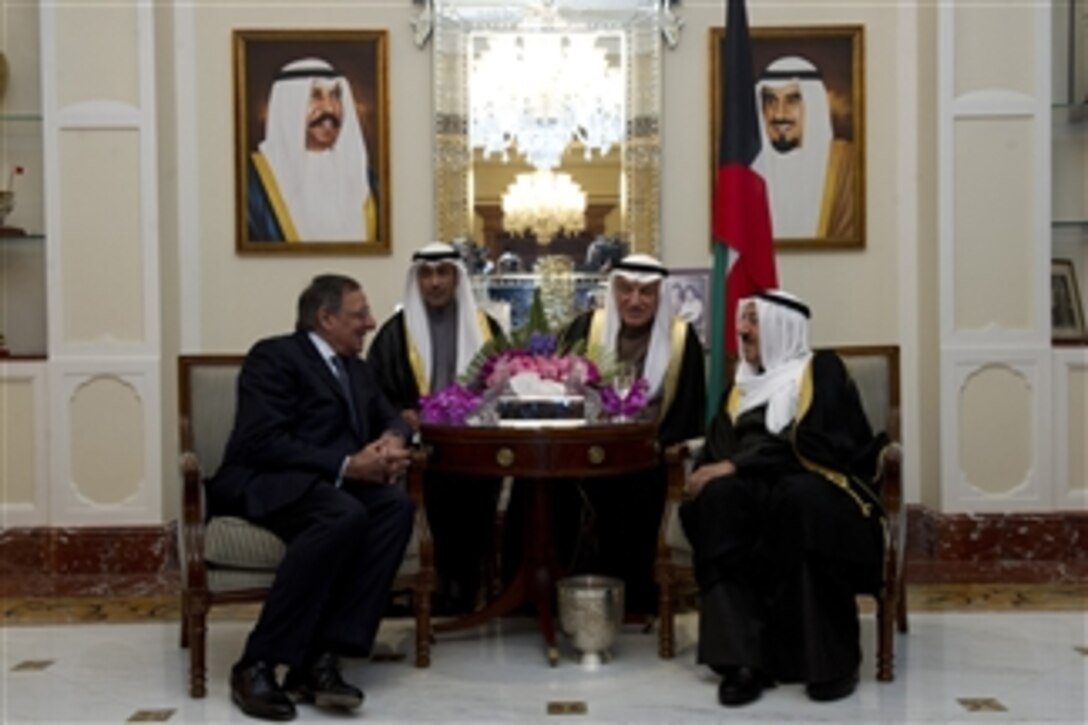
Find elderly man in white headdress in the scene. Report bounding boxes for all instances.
[679,290,887,708]
[555,253,706,613]
[368,241,506,613]
[756,56,856,241]
[248,57,376,243]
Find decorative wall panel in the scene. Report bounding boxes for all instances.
[49,363,161,525]
[58,129,145,345]
[0,363,48,525]
[952,119,1033,332]
[1053,349,1088,509]
[53,3,140,108]
[953,3,1034,97]
[68,375,145,505]
[957,364,1032,496]
[942,351,1051,513]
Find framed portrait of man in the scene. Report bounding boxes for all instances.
[233,30,390,255]
[710,25,865,250]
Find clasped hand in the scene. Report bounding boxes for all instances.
[686,459,736,498]
[345,433,411,484]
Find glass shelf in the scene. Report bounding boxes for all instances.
[0,233,44,241]
[0,112,42,123]
[1052,220,1088,228]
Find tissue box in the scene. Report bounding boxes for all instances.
[497,395,585,427]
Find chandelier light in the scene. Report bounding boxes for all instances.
[501,169,587,242]
[470,32,624,170]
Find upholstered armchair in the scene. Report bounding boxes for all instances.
[177,355,435,699]
[654,345,907,681]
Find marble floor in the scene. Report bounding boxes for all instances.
[1,590,1087,724]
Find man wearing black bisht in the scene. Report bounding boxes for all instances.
[368,242,506,613]
[680,290,886,707]
[556,254,706,614]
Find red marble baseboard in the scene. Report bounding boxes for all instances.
[1,510,1085,597]
[0,524,180,597]
[905,505,1088,584]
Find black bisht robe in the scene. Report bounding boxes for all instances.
[544,310,707,613]
[679,350,887,684]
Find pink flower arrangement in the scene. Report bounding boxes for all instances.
[418,323,650,426]
[480,349,601,390]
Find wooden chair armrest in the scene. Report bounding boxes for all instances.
[657,438,702,560]
[876,442,903,515]
[663,441,691,465]
[876,441,906,591]
[179,450,209,591]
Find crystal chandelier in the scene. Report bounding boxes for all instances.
[502,169,587,241]
[470,32,624,170]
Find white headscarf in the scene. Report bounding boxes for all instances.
[754,56,833,239]
[259,57,371,241]
[734,289,813,433]
[600,254,675,399]
[401,242,486,383]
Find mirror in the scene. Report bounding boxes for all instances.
[433,0,665,274]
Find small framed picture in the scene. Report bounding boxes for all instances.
[668,268,710,349]
[1052,258,1087,343]
[233,29,390,255]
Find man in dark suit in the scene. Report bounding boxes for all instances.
[207,274,413,721]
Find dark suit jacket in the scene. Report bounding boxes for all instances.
[207,331,413,519]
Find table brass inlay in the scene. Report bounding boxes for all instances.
[546,700,586,715]
[587,446,606,465]
[11,660,53,672]
[956,698,1007,713]
[127,709,176,722]
[496,447,515,467]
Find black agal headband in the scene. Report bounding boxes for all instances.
[613,260,669,277]
[756,291,811,319]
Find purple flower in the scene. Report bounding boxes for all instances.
[600,377,650,419]
[525,332,558,357]
[420,383,482,425]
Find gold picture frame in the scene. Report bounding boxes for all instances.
[233,29,390,255]
[710,25,865,250]
[1052,258,1087,343]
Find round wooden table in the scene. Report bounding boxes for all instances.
[413,421,659,665]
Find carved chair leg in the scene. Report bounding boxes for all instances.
[179,592,190,649]
[415,587,432,668]
[896,577,909,633]
[189,600,209,698]
[875,593,894,682]
[657,580,675,659]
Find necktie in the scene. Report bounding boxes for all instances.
[331,356,360,429]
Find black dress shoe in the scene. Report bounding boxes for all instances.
[717,665,765,707]
[806,669,859,702]
[285,652,364,711]
[230,660,296,721]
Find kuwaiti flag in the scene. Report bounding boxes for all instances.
[706,0,778,419]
